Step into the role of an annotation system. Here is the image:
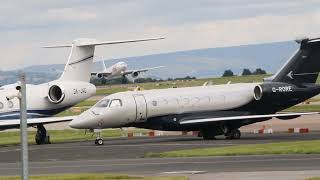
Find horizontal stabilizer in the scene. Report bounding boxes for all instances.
[43,37,165,48]
[79,37,165,47]
[180,112,319,125]
[43,45,72,48]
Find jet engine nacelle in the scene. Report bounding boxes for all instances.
[48,81,96,105]
[96,73,104,79]
[253,82,297,101]
[131,71,139,78]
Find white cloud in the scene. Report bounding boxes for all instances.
[0,1,320,70]
[46,8,98,22]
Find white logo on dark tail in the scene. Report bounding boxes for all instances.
[286,71,319,80]
[287,71,294,79]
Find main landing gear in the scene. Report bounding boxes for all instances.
[94,129,104,145]
[225,129,241,140]
[222,124,241,140]
[200,128,241,140]
[35,124,51,145]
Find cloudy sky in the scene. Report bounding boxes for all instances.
[1,0,320,70]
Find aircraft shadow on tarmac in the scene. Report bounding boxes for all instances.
[79,132,320,146]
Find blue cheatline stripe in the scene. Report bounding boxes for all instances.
[0,113,49,120]
[0,106,72,120]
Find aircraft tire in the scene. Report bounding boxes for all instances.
[35,124,51,145]
[233,129,241,139]
[225,129,241,140]
[35,135,41,145]
[95,138,104,145]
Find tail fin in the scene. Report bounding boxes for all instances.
[44,37,164,82]
[272,37,320,84]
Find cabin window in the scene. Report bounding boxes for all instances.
[95,99,110,108]
[110,99,122,108]
[0,102,3,109]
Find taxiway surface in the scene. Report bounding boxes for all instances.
[0,132,319,179]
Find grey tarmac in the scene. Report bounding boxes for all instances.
[0,132,320,179]
[1,155,320,178]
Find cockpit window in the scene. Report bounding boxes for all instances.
[95,99,110,108]
[109,99,122,108]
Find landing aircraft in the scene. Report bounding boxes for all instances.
[91,61,164,80]
[70,37,320,145]
[0,37,163,144]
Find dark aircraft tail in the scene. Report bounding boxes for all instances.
[271,38,320,84]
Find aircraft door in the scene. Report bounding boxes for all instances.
[133,94,147,122]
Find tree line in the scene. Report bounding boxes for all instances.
[92,76,197,85]
[91,68,267,86]
[222,68,267,77]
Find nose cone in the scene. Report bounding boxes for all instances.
[69,116,86,129]
[69,117,83,129]
[69,111,97,129]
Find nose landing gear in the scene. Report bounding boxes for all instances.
[93,129,104,145]
[95,138,104,145]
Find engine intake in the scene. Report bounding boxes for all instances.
[253,85,263,101]
[132,71,139,78]
[96,73,103,79]
[48,85,65,104]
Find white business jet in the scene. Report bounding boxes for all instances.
[0,37,163,144]
[70,37,320,145]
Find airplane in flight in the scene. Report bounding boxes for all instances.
[91,60,164,80]
[0,37,163,145]
[70,37,320,145]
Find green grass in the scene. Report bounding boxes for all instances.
[96,87,129,95]
[0,129,148,146]
[0,173,188,180]
[54,109,87,116]
[95,75,269,95]
[307,178,320,180]
[284,105,320,112]
[75,100,99,107]
[146,140,320,158]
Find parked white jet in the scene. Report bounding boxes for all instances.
[91,60,164,80]
[0,37,163,144]
[70,37,320,145]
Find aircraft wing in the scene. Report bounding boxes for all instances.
[91,72,112,76]
[123,66,165,75]
[179,112,319,125]
[0,116,76,129]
